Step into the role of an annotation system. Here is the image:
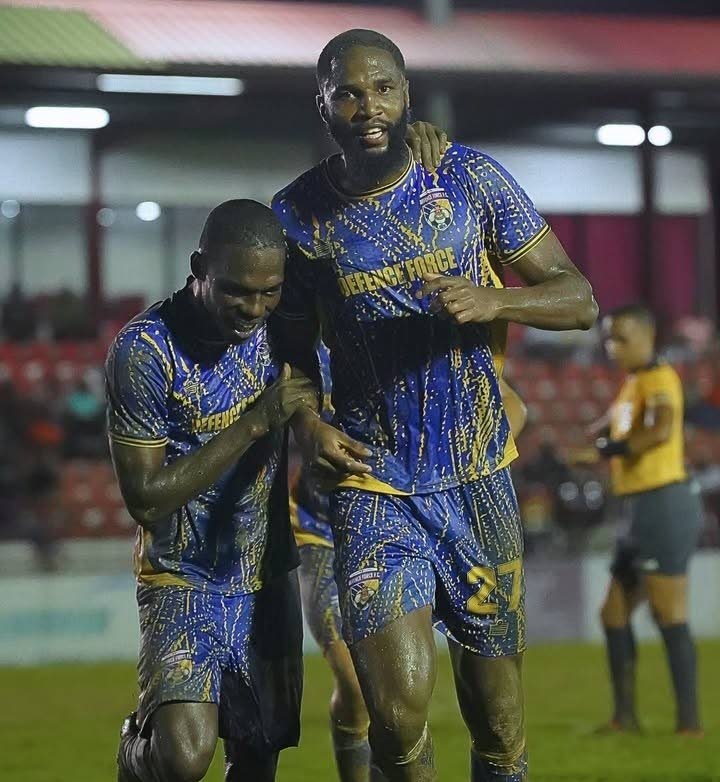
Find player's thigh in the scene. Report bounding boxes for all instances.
[644,573,689,625]
[600,576,644,627]
[429,469,526,657]
[151,701,218,776]
[330,489,437,647]
[136,586,224,734]
[448,641,524,748]
[297,542,344,652]
[350,605,437,731]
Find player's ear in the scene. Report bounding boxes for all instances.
[316,93,329,125]
[190,250,206,280]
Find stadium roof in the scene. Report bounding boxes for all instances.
[1,0,720,79]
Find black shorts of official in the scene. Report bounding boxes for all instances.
[611,479,703,591]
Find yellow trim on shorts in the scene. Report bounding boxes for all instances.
[137,572,193,588]
[294,528,333,549]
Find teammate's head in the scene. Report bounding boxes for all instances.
[603,304,656,371]
[190,200,285,343]
[316,29,409,173]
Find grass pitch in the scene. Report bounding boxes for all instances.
[2,642,718,781]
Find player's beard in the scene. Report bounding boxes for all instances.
[329,107,410,190]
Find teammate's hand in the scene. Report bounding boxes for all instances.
[406,122,448,170]
[254,364,318,432]
[417,272,502,325]
[298,417,372,480]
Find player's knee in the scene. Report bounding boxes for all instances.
[155,732,215,782]
[472,702,524,761]
[368,696,429,757]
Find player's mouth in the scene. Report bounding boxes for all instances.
[356,125,389,149]
[229,318,261,339]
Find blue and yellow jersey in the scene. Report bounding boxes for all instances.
[272,143,547,494]
[105,284,295,595]
[609,363,687,496]
[291,342,334,547]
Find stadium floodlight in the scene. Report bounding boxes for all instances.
[1,199,20,219]
[136,201,161,222]
[648,125,673,147]
[97,74,245,96]
[25,106,110,129]
[595,124,646,147]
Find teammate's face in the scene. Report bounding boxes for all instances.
[603,315,654,371]
[318,45,409,164]
[196,245,285,343]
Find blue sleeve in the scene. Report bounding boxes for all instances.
[465,152,549,266]
[105,324,170,448]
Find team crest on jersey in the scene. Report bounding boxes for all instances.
[161,649,193,685]
[421,187,454,231]
[348,567,383,610]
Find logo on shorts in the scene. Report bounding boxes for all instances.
[421,188,453,232]
[489,620,509,637]
[348,567,383,610]
[160,649,193,685]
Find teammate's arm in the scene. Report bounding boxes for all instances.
[420,230,597,331]
[500,378,527,438]
[110,365,316,527]
[406,121,448,170]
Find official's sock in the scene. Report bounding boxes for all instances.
[604,625,638,726]
[660,623,700,730]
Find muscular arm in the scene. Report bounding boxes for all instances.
[110,410,268,527]
[492,231,598,331]
[111,367,316,527]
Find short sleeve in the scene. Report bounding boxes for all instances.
[641,366,681,409]
[105,326,170,448]
[466,152,549,266]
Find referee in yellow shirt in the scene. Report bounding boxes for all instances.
[594,305,703,736]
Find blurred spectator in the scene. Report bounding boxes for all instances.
[46,288,94,340]
[1,283,37,341]
[62,378,106,459]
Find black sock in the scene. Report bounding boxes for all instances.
[118,732,164,782]
[331,721,372,782]
[604,625,637,725]
[659,623,700,730]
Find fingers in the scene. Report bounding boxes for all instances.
[416,272,465,299]
[428,127,441,170]
[406,124,421,163]
[281,363,291,380]
[335,431,372,459]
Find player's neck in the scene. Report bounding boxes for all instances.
[335,143,411,196]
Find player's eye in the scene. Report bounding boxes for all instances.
[378,85,392,94]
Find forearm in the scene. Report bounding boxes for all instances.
[128,410,267,525]
[494,272,597,331]
[627,424,670,456]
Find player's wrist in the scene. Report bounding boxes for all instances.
[595,437,629,458]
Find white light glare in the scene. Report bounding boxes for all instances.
[1,200,20,219]
[97,74,244,96]
[596,124,645,147]
[648,125,672,146]
[136,202,161,222]
[25,106,110,129]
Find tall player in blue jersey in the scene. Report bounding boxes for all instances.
[272,30,598,782]
[107,200,317,782]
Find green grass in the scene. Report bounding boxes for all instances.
[2,642,719,781]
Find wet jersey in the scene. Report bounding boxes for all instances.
[105,284,294,594]
[272,143,547,494]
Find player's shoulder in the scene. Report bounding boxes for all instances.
[272,161,327,217]
[643,361,683,393]
[107,302,172,366]
[440,142,506,177]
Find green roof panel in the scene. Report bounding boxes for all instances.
[0,6,147,67]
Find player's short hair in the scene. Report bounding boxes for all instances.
[316,29,406,89]
[608,304,656,329]
[198,199,285,254]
